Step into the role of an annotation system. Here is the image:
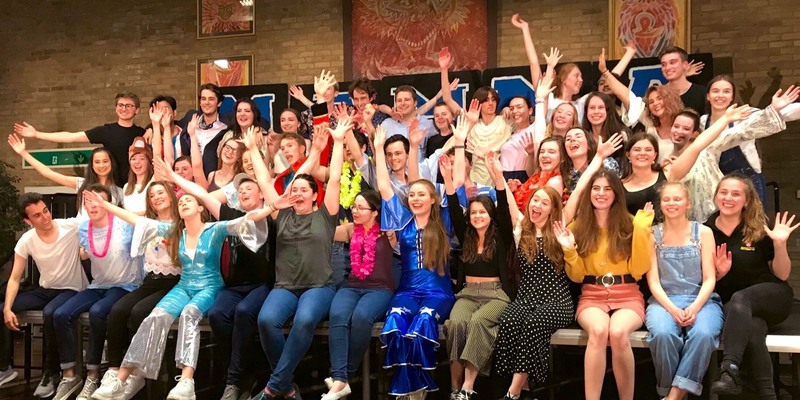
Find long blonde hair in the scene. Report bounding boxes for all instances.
[518,187,565,271]
[410,179,450,276]
[715,174,767,244]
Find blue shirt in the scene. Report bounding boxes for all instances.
[380,115,436,161]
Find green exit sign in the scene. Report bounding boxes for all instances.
[22,148,96,169]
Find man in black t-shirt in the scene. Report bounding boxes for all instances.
[660,47,707,115]
[13,92,144,185]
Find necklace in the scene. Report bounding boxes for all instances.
[89,214,114,258]
[340,161,363,209]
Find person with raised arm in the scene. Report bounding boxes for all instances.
[510,13,543,92]
[513,136,569,211]
[581,91,633,160]
[553,170,654,400]
[87,186,271,400]
[598,48,684,162]
[8,134,124,216]
[380,84,437,161]
[50,184,142,400]
[0,193,88,396]
[564,128,623,191]
[14,92,144,185]
[101,181,181,400]
[645,181,722,400]
[707,175,797,399]
[373,124,456,399]
[667,87,798,222]
[444,152,514,400]
[659,47,707,115]
[155,124,282,400]
[427,103,457,158]
[499,95,535,182]
[176,84,230,178]
[545,48,590,122]
[147,95,181,165]
[251,119,352,400]
[702,75,800,204]
[596,41,637,109]
[216,99,269,158]
[320,189,395,400]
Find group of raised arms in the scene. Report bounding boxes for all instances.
[2,12,800,400]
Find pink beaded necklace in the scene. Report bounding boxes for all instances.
[89,214,114,258]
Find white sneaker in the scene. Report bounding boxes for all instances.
[100,369,118,386]
[123,374,145,400]
[91,377,125,400]
[0,367,17,387]
[167,376,196,400]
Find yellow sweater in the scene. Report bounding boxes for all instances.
[563,210,654,283]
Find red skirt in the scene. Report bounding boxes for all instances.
[575,283,645,322]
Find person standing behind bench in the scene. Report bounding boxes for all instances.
[707,174,797,399]
[13,92,145,186]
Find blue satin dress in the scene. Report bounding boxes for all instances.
[380,194,455,396]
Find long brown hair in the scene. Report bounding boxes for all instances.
[573,170,633,263]
[169,194,211,266]
[461,195,498,264]
[518,187,565,271]
[144,181,179,220]
[534,136,572,190]
[410,179,450,276]
[715,174,767,244]
[125,154,154,196]
[644,85,683,128]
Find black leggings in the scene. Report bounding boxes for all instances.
[106,277,178,368]
[722,281,794,398]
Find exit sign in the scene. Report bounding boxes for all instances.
[22,148,96,169]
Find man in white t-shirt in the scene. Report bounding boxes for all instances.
[51,184,142,400]
[0,193,88,396]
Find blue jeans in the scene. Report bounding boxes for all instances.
[208,284,270,386]
[0,288,76,374]
[53,287,128,370]
[328,287,392,382]
[257,286,335,394]
[645,295,724,396]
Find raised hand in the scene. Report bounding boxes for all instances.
[543,47,562,68]
[536,73,555,100]
[373,125,387,150]
[362,103,376,122]
[187,114,201,137]
[438,47,452,69]
[521,130,537,155]
[13,122,38,139]
[408,118,425,146]
[314,70,337,103]
[332,102,348,121]
[273,190,303,210]
[598,48,608,73]
[714,243,733,278]
[465,98,480,125]
[389,107,403,122]
[451,112,470,142]
[312,124,330,153]
[624,40,637,54]
[686,60,705,77]
[486,151,504,176]
[596,133,624,158]
[449,77,461,92]
[329,116,353,142]
[289,85,305,100]
[7,134,26,155]
[553,221,576,249]
[82,189,108,208]
[771,85,800,112]
[511,13,528,30]
[642,201,654,213]
[765,212,800,244]
[438,155,453,181]
[242,125,258,150]
[149,105,164,125]
[508,179,522,193]
[153,157,174,181]
[723,104,754,123]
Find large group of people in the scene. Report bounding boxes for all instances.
[1,13,800,400]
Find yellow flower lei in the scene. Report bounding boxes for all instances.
[340,161,363,209]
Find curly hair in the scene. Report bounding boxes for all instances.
[644,85,684,128]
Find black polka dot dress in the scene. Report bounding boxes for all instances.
[494,238,574,381]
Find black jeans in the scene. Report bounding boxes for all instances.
[0,287,76,374]
[105,276,178,368]
[722,281,794,398]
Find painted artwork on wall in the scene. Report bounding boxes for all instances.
[346,0,495,80]
[197,0,255,39]
[196,56,253,88]
[609,0,691,58]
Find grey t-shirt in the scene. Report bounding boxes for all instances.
[274,206,337,289]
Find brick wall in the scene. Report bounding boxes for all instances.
[1,0,798,289]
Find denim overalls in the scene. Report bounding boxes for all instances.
[645,222,724,396]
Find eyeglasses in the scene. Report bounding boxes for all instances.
[351,206,374,213]
[222,145,240,155]
[116,103,137,110]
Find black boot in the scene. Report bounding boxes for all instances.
[711,361,743,395]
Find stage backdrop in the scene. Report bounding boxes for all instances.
[211,53,723,132]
